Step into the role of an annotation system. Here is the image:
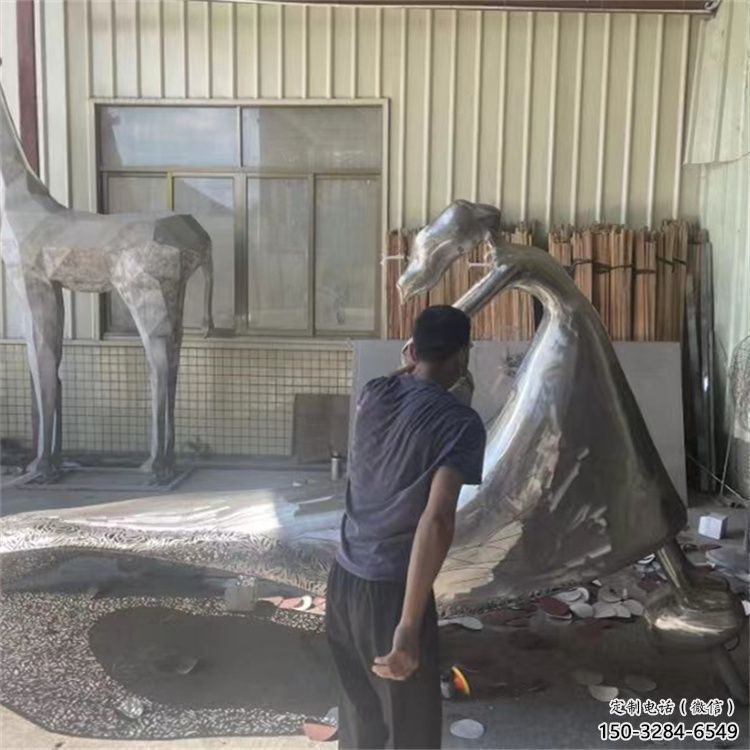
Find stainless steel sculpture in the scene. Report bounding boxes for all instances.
[0,201,744,695]
[0,84,213,483]
[399,200,745,696]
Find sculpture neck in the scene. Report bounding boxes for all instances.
[452,261,571,336]
[0,84,56,209]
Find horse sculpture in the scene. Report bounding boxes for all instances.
[0,201,744,700]
[0,83,213,483]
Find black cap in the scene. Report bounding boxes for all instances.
[412,305,471,362]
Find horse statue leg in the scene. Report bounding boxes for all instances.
[20,279,65,482]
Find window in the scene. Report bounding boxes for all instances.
[98,104,382,337]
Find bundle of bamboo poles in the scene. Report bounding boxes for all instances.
[548,226,594,302]
[387,221,708,345]
[547,221,706,344]
[633,230,657,341]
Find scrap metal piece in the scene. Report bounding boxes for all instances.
[588,685,618,702]
[450,719,485,740]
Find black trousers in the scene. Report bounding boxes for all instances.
[325,561,441,750]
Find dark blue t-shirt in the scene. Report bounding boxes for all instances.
[336,373,486,582]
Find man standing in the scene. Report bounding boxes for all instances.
[325,305,487,749]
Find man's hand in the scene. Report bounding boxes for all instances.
[372,622,419,681]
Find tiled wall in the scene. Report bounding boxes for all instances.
[0,341,352,458]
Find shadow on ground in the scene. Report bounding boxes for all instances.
[89,607,335,715]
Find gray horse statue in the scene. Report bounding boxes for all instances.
[0,83,212,483]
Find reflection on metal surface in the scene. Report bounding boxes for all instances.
[399,200,743,663]
[400,200,687,606]
[646,540,744,651]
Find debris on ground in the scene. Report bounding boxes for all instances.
[623,599,644,616]
[553,587,589,604]
[537,597,571,620]
[441,666,472,698]
[592,602,618,619]
[302,720,338,742]
[224,579,259,612]
[438,616,483,631]
[450,718,486,739]
[588,684,618,702]
[698,512,729,540]
[153,654,200,675]
[115,696,145,719]
[569,601,594,618]
[278,597,303,610]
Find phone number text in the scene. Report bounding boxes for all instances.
[599,722,739,742]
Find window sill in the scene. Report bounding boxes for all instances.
[97,332,360,351]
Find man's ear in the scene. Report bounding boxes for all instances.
[406,341,418,366]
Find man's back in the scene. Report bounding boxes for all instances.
[337,373,485,582]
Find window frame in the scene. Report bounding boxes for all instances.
[92,98,389,341]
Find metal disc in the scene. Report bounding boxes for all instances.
[569,602,594,619]
[598,586,626,603]
[450,719,485,740]
[588,684,618,702]
[438,616,483,631]
[623,599,645,616]
[593,602,618,619]
[613,603,632,619]
[554,588,585,603]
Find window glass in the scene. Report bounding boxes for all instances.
[247,178,310,331]
[100,106,237,168]
[242,107,381,172]
[314,178,378,333]
[98,105,382,338]
[174,177,235,330]
[105,175,168,333]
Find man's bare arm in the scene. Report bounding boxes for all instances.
[372,465,463,681]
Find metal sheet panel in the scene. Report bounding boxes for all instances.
[351,339,689,501]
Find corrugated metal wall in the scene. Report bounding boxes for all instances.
[1,0,702,341]
[687,0,749,381]
[686,0,749,496]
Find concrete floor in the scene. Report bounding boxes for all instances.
[0,467,748,750]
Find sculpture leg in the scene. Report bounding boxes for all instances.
[163,327,183,475]
[201,254,214,337]
[141,335,169,481]
[21,281,64,481]
[119,279,177,482]
[51,284,65,468]
[645,539,747,702]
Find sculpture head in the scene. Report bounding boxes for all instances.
[397,200,501,301]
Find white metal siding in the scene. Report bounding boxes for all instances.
[686,0,749,467]
[1,0,703,340]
